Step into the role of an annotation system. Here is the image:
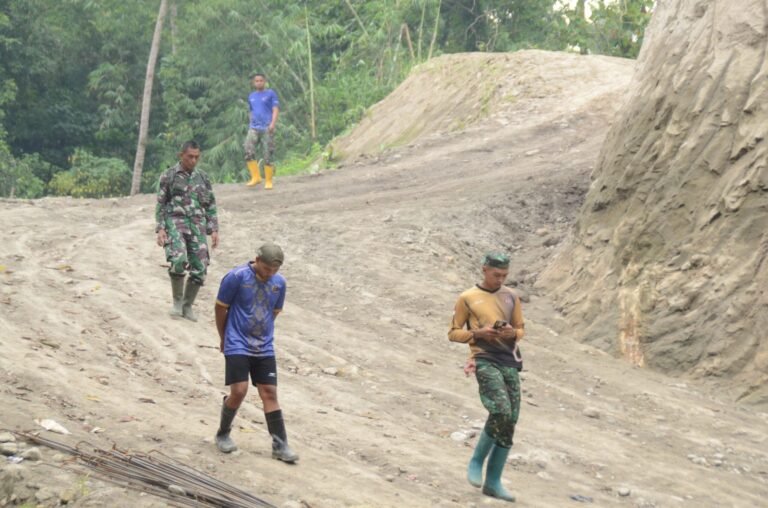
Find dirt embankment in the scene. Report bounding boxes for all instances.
[539,0,768,406]
[2,49,767,508]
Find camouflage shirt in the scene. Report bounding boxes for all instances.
[155,163,218,234]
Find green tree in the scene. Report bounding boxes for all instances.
[48,149,131,198]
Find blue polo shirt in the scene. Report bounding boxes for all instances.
[248,89,279,130]
[216,263,286,357]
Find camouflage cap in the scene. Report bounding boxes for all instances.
[257,242,284,265]
[483,252,510,269]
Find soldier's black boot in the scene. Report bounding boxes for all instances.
[182,278,202,322]
[216,397,238,453]
[169,274,185,317]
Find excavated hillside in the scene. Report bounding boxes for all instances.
[539,0,768,406]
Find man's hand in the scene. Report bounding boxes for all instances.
[472,325,501,341]
[219,338,225,353]
[463,357,476,377]
[156,229,167,247]
[498,323,517,341]
[211,231,220,249]
[268,123,276,134]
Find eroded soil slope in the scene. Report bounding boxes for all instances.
[539,0,768,406]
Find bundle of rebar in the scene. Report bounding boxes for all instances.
[14,431,276,508]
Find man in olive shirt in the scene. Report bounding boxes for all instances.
[449,253,524,503]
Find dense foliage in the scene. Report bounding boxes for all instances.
[0,0,653,198]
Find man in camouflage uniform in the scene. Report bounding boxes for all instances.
[155,140,219,321]
[449,253,524,503]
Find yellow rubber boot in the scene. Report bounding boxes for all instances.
[246,160,261,186]
[264,164,274,190]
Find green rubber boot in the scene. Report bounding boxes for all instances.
[182,278,202,322]
[467,430,494,487]
[482,445,516,502]
[169,274,184,317]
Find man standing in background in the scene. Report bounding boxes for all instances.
[448,253,524,503]
[155,140,219,322]
[244,73,280,190]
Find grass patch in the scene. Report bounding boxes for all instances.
[279,143,336,176]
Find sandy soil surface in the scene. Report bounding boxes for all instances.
[1,51,767,507]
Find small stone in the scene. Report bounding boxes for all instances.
[0,432,15,443]
[0,443,19,456]
[59,488,76,505]
[691,456,708,466]
[582,408,601,419]
[322,367,339,376]
[536,471,551,480]
[450,431,467,442]
[618,487,631,497]
[35,488,56,502]
[20,448,42,461]
[168,484,186,496]
[1,465,25,498]
[385,475,396,482]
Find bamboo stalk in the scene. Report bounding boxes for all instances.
[402,23,415,61]
[427,0,441,61]
[417,0,427,61]
[343,0,369,38]
[305,4,317,141]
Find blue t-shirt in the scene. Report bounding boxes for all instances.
[248,89,279,130]
[216,263,286,357]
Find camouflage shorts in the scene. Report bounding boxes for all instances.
[244,129,275,165]
[475,358,521,448]
[164,221,209,284]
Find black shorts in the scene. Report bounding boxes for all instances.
[224,355,277,386]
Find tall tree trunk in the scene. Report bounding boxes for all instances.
[130,0,168,196]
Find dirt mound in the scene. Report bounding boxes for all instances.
[332,50,633,161]
[539,0,768,405]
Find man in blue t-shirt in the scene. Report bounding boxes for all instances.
[213,242,298,463]
[243,73,280,190]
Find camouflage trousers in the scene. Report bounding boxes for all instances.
[244,128,275,165]
[475,358,521,448]
[164,220,209,284]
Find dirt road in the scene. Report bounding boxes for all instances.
[1,51,766,507]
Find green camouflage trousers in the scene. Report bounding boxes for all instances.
[475,358,521,448]
[244,128,275,165]
[164,219,209,284]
